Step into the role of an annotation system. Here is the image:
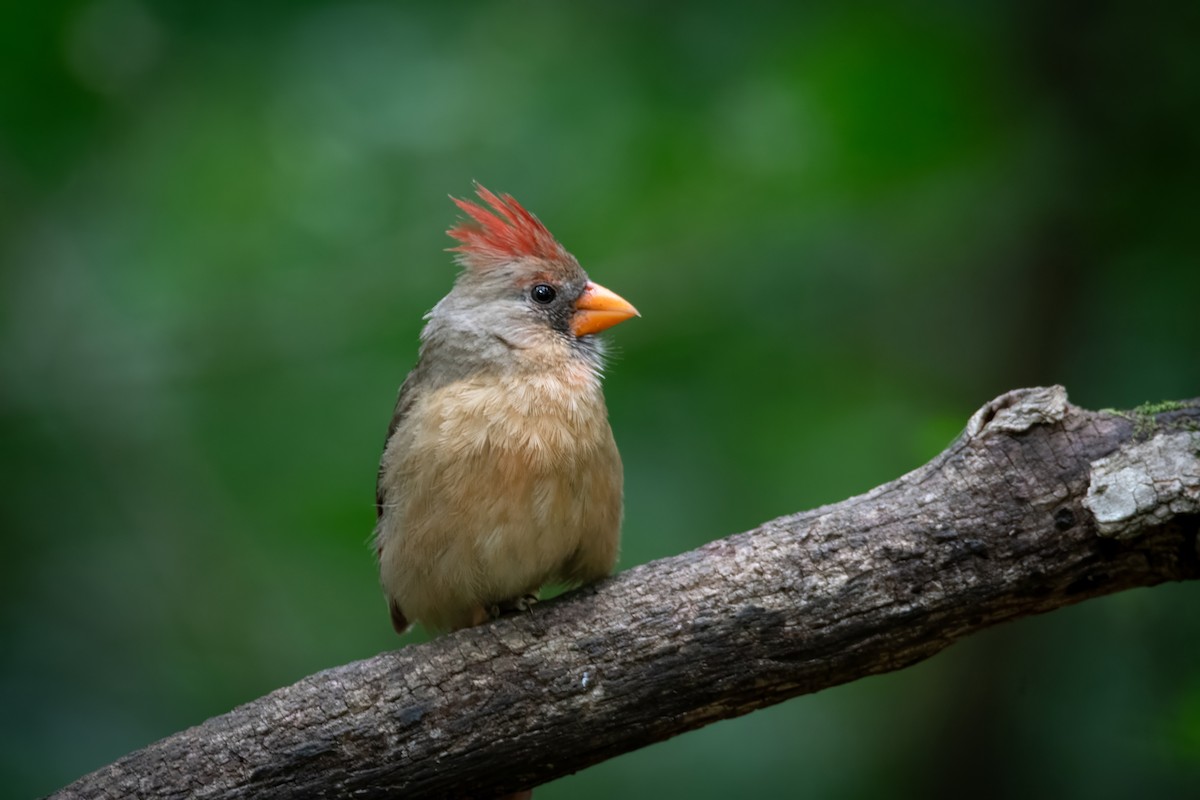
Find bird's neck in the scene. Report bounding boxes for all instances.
[419,317,605,384]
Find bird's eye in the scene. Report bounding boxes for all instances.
[531,284,557,304]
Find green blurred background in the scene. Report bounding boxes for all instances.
[3,1,1198,797]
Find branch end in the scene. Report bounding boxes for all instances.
[1084,431,1200,538]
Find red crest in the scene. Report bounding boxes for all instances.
[447,184,570,269]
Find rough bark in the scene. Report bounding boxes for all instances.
[50,386,1200,800]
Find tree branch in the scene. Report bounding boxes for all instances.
[50,387,1200,800]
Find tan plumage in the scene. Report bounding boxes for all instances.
[375,186,637,633]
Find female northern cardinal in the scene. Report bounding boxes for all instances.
[375,185,639,634]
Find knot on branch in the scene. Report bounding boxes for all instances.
[965,385,1068,438]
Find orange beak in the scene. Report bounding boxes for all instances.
[570,281,640,337]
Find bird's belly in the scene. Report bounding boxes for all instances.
[377,376,621,630]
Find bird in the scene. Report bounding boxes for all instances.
[374,184,639,635]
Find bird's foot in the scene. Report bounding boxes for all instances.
[513,593,539,613]
[493,592,540,618]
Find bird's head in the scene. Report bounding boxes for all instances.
[422,184,638,371]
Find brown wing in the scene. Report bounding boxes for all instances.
[375,368,421,520]
[374,356,466,636]
[376,368,423,636]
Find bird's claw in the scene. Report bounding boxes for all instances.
[491,593,540,619]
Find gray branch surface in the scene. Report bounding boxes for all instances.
[51,387,1200,799]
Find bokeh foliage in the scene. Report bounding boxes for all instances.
[2,1,1198,797]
